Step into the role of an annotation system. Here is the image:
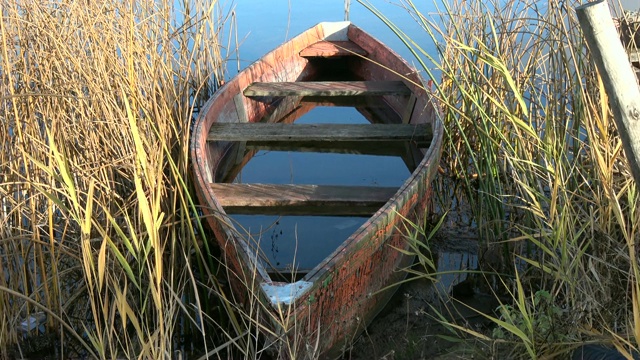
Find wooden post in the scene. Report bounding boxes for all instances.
[576,0,640,185]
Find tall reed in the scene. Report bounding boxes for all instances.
[0,0,245,358]
[362,0,640,357]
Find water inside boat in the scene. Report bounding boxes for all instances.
[220,104,428,281]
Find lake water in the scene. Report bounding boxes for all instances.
[231,107,413,271]
[230,1,436,71]
[224,1,439,273]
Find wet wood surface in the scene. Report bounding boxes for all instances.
[207,123,432,144]
[243,81,411,97]
[210,183,398,215]
[299,40,368,58]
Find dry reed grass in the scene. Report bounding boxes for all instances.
[0,0,248,358]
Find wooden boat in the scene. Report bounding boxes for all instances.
[190,21,443,358]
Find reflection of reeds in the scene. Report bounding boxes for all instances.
[0,1,243,358]
[361,0,640,357]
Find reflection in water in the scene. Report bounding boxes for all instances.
[229,106,414,273]
[233,215,368,271]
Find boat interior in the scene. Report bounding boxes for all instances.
[202,25,436,283]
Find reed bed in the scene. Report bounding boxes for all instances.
[361,0,640,357]
[3,0,640,358]
[0,0,251,358]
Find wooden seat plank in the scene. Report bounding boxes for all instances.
[207,123,431,145]
[243,81,411,97]
[299,41,368,58]
[210,183,398,215]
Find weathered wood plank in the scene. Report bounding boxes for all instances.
[243,81,411,97]
[209,183,398,215]
[299,41,368,58]
[207,123,431,144]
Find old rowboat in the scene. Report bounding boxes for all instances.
[190,21,443,358]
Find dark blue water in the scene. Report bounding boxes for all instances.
[226,1,437,273]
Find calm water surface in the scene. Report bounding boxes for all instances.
[230,1,436,69]
[226,1,438,272]
[232,108,412,271]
